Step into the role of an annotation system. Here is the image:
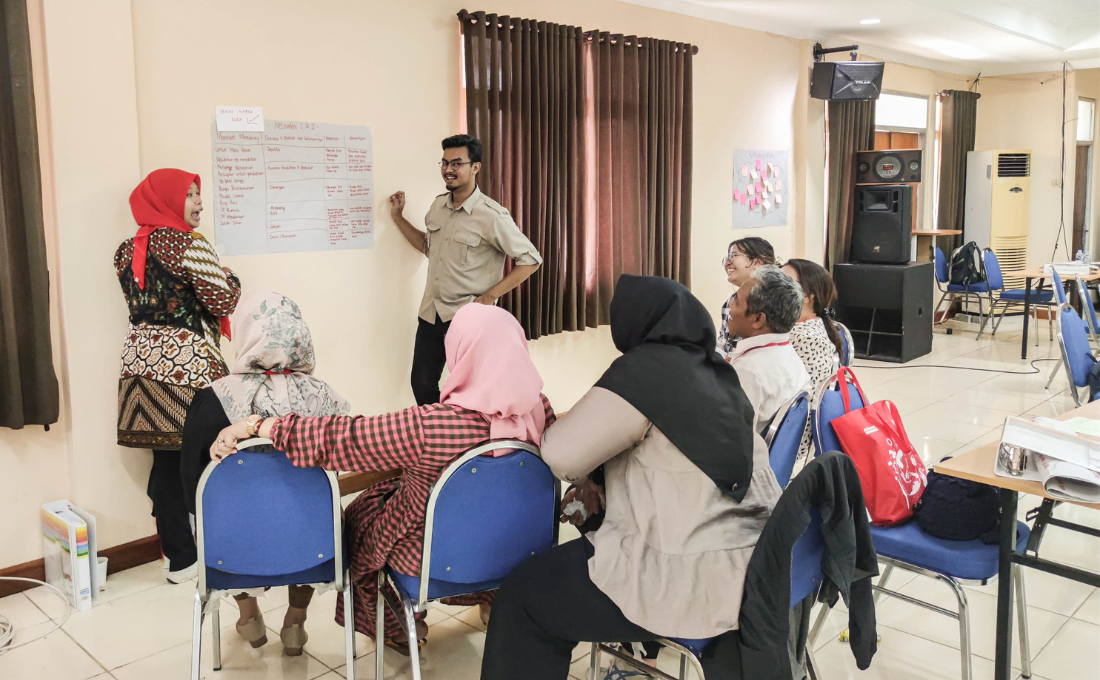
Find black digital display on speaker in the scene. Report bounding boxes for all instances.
[856,149,922,183]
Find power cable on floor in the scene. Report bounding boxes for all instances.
[851,357,1060,375]
[0,577,71,655]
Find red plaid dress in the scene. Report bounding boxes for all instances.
[270,395,556,638]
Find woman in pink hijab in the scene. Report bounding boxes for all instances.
[212,303,554,650]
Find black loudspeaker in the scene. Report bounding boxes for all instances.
[851,184,912,264]
[856,149,922,183]
[833,262,933,363]
[810,62,884,100]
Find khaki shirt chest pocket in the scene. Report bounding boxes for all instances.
[452,229,486,267]
[424,223,442,256]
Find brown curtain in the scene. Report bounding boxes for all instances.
[825,99,876,271]
[585,32,693,326]
[0,0,59,429]
[461,10,586,339]
[936,90,980,249]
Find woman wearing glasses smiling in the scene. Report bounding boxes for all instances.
[717,237,778,358]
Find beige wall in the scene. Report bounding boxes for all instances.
[974,69,1098,267]
[2,0,814,566]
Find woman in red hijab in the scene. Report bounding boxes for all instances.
[114,168,241,582]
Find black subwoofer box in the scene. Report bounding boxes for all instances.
[833,262,933,363]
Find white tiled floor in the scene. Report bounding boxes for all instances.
[1,319,1096,680]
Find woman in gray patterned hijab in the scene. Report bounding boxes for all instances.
[180,290,349,656]
[211,291,350,422]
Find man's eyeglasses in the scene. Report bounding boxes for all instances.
[439,160,474,169]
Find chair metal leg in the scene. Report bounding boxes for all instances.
[191,592,204,680]
[874,563,894,604]
[1045,361,1061,389]
[991,301,1008,337]
[934,290,951,325]
[210,599,221,671]
[344,577,356,680]
[806,644,820,680]
[975,295,986,339]
[375,572,385,680]
[1015,566,1031,678]
[402,599,423,680]
[977,298,994,339]
[679,652,688,680]
[589,642,600,680]
[939,575,973,680]
[807,602,832,647]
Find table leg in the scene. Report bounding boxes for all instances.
[1021,278,1032,360]
[994,489,1018,680]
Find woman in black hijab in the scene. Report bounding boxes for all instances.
[481,275,782,680]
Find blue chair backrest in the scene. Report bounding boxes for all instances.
[766,392,811,488]
[835,322,853,367]
[934,247,949,284]
[199,450,337,579]
[814,374,865,455]
[790,506,825,606]
[425,445,557,586]
[1051,268,1068,305]
[983,249,1004,291]
[1078,279,1099,337]
[1057,304,1096,388]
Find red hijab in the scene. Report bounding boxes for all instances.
[129,169,231,339]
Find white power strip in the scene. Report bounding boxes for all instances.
[0,577,72,654]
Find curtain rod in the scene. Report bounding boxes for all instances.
[457,9,699,55]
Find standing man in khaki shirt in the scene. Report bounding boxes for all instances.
[389,135,542,405]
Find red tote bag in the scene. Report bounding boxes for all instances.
[829,368,928,527]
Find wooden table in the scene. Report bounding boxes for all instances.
[912,229,961,263]
[934,400,1100,680]
[1016,267,1100,360]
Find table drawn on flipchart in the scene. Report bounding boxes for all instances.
[213,119,374,256]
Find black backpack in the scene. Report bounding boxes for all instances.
[949,241,985,286]
[913,465,1001,542]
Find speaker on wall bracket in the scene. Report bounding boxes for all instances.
[856,149,922,184]
[810,61,885,100]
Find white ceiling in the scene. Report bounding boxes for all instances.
[617,0,1100,76]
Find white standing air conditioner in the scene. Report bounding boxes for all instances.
[965,150,1031,288]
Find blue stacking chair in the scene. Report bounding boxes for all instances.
[765,390,811,488]
[977,249,1056,343]
[834,321,854,367]
[809,376,1032,680]
[812,371,865,457]
[587,494,827,680]
[1043,269,1074,388]
[191,438,355,680]
[375,440,560,680]
[933,247,990,333]
[1054,302,1098,407]
[1075,278,1100,351]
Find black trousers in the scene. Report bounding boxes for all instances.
[411,314,451,406]
[148,449,196,570]
[481,538,658,680]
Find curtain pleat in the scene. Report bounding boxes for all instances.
[937,90,980,250]
[825,99,876,271]
[0,0,59,428]
[586,33,693,325]
[462,11,585,339]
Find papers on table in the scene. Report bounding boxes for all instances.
[996,417,1100,503]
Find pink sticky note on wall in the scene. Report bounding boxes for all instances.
[755,181,762,193]
[741,166,749,177]
[776,180,783,191]
[755,159,762,171]
[733,190,740,201]
[740,194,747,205]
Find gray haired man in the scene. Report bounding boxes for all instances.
[725,265,812,435]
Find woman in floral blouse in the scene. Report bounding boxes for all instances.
[114,168,241,582]
[210,303,555,651]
